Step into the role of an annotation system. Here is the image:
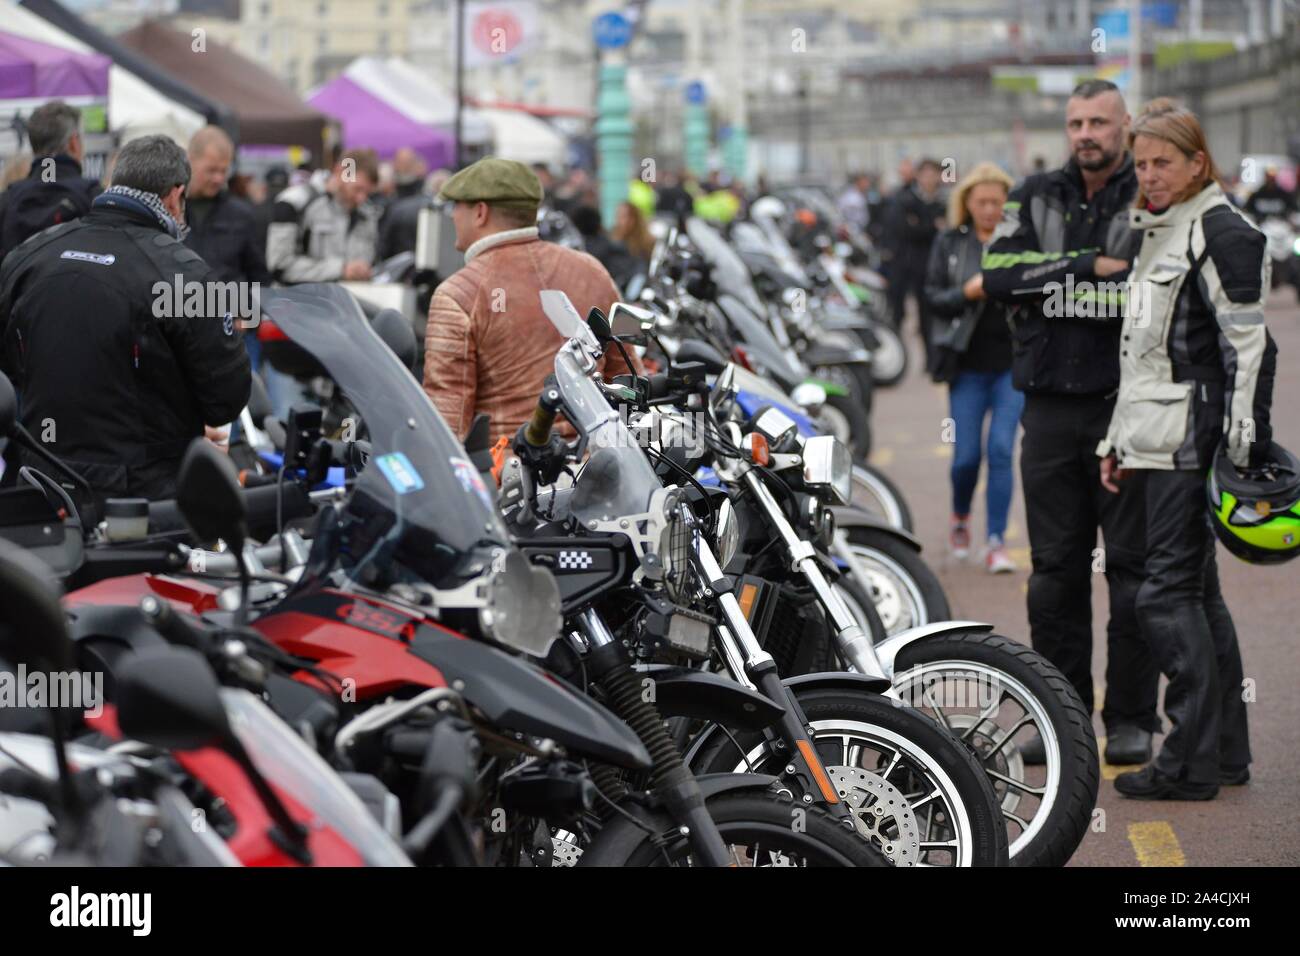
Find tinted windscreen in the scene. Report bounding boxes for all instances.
[259,285,509,584]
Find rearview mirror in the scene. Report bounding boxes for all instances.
[674,339,727,375]
[176,439,247,548]
[0,539,75,673]
[608,302,655,345]
[116,646,233,752]
[586,307,613,346]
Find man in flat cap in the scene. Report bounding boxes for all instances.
[423,157,638,442]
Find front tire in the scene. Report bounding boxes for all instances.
[691,689,1008,866]
[579,789,889,867]
[841,527,950,634]
[888,632,1099,867]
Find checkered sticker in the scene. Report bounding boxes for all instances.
[557,551,595,570]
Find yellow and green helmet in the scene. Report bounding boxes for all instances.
[1207,440,1300,565]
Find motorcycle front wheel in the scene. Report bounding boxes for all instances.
[886,631,1100,867]
[578,789,889,867]
[849,464,915,531]
[839,527,950,635]
[690,688,1008,867]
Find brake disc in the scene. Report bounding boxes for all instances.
[828,766,920,867]
[550,829,583,867]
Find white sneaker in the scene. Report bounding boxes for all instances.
[985,538,1016,574]
[949,515,971,560]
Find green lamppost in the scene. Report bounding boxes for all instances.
[594,12,635,229]
[684,80,710,178]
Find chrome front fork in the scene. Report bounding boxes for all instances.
[741,471,894,685]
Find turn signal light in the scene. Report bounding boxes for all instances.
[749,433,770,466]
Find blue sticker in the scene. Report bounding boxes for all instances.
[375,452,424,495]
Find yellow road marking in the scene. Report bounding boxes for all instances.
[869,446,895,467]
[932,444,953,458]
[1127,821,1186,867]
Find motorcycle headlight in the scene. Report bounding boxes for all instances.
[802,434,852,506]
[479,550,562,658]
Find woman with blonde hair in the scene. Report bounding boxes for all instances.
[924,160,1021,572]
[611,200,655,263]
[1098,98,1277,800]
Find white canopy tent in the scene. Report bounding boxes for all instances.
[1,0,205,145]
[341,56,492,148]
[476,106,567,166]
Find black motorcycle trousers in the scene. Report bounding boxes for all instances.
[1133,468,1251,784]
[1019,394,1159,734]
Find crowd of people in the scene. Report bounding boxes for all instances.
[0,76,1290,803]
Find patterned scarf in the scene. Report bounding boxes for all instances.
[92,184,190,241]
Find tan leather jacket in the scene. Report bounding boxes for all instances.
[423,227,639,442]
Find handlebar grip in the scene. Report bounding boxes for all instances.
[523,382,563,448]
[138,594,205,652]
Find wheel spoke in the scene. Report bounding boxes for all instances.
[985,768,1046,796]
[958,692,1006,743]
[877,750,902,780]
[908,789,941,812]
[922,683,954,732]
[982,715,1035,760]
[842,739,863,768]
[1003,808,1032,833]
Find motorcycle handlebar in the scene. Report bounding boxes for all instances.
[148,481,311,536]
[523,381,563,448]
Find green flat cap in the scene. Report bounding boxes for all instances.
[438,157,543,211]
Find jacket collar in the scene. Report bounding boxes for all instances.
[28,153,84,180]
[1129,181,1226,231]
[1062,152,1135,197]
[464,226,539,263]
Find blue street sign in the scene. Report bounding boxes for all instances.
[685,80,707,105]
[593,12,633,50]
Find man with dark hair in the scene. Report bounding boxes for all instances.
[0,101,102,262]
[423,157,638,442]
[982,78,1157,766]
[0,134,251,499]
[885,157,947,366]
[266,147,380,283]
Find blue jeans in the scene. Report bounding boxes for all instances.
[949,369,1024,539]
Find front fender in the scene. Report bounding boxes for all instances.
[783,670,893,696]
[694,772,781,801]
[873,621,995,676]
[683,671,893,769]
[832,507,922,550]
[632,664,785,732]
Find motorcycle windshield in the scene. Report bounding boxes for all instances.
[539,292,662,522]
[220,688,411,866]
[259,285,510,586]
[685,217,766,317]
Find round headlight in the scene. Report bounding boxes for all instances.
[480,550,562,658]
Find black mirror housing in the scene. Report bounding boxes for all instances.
[176,439,247,547]
[116,646,232,752]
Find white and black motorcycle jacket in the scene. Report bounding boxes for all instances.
[1098,182,1277,471]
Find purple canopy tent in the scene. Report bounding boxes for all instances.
[0,31,110,99]
[307,75,453,169]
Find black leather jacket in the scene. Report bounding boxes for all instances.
[983,156,1139,396]
[0,200,250,499]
